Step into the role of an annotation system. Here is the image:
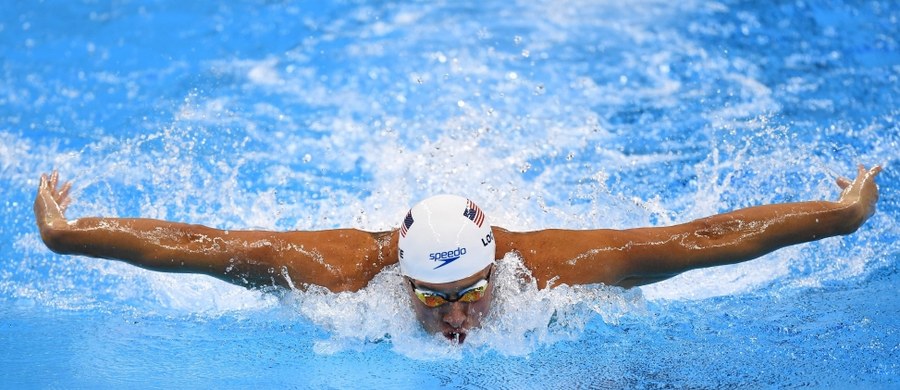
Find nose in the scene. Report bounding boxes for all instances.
[442,302,467,328]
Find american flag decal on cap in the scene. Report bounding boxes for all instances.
[463,199,485,228]
[400,211,414,237]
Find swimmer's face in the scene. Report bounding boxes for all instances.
[405,264,494,344]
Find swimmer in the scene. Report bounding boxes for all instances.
[34,166,881,343]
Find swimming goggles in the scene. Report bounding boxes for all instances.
[409,270,491,308]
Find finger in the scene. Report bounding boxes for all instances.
[59,197,71,213]
[857,164,866,177]
[58,181,72,201]
[870,165,882,176]
[836,177,851,189]
[39,173,49,189]
[50,171,59,190]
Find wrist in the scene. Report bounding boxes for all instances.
[39,219,73,254]
[834,200,866,235]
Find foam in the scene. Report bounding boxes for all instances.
[281,253,645,359]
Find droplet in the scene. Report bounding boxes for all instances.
[507,72,518,80]
[457,100,465,108]
[520,162,531,173]
[514,35,522,45]
[303,154,312,163]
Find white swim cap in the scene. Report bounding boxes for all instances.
[398,194,496,284]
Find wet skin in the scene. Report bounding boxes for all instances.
[406,265,494,344]
[34,166,882,343]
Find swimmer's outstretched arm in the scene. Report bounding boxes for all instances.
[33,171,398,292]
[496,165,882,289]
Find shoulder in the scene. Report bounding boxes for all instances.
[270,228,399,292]
[492,227,634,288]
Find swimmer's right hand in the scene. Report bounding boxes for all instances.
[34,171,72,246]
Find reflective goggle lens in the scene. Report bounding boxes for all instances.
[413,279,488,308]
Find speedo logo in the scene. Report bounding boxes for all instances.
[429,247,467,269]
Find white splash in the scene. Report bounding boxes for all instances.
[284,254,645,359]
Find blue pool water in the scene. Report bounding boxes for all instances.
[2,0,899,387]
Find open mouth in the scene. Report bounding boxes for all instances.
[444,331,467,344]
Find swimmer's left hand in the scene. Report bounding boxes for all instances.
[835,164,881,231]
